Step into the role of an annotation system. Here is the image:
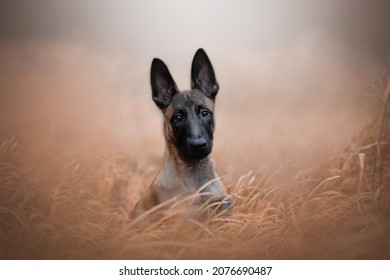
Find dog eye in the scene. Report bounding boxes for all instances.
[173,114,183,122]
[201,110,210,118]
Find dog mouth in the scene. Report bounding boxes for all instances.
[181,146,211,162]
[188,150,210,160]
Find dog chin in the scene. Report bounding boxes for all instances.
[183,150,211,162]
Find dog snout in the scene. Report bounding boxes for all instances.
[188,138,207,152]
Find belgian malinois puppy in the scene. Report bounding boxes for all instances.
[139,48,232,216]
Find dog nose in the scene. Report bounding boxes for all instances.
[189,138,207,152]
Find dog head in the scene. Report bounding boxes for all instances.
[150,48,219,163]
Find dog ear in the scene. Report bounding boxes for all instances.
[191,48,219,99]
[150,58,178,109]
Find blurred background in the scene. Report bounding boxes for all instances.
[1,0,390,60]
[1,0,390,181]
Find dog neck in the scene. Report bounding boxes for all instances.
[152,140,218,202]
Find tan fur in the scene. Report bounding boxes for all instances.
[136,91,228,213]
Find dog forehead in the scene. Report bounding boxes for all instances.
[163,90,215,119]
[172,90,214,110]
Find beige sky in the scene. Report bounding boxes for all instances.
[0,0,389,58]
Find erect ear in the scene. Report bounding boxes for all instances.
[150,58,178,110]
[191,48,219,99]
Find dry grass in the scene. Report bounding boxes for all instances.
[0,44,389,259]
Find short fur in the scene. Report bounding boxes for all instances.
[139,48,231,215]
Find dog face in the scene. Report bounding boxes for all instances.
[167,90,215,161]
[150,49,219,163]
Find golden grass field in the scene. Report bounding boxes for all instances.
[0,44,389,259]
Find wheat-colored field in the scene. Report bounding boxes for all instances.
[0,43,389,259]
